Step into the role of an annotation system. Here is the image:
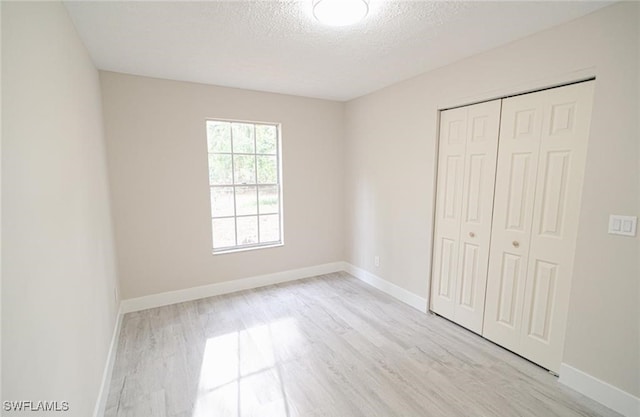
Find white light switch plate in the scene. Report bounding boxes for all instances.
[608,215,637,237]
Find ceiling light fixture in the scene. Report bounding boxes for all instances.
[313,0,368,27]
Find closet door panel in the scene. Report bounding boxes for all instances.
[519,82,594,372]
[482,92,545,351]
[431,107,467,320]
[453,100,501,333]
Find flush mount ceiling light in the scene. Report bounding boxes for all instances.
[313,0,368,27]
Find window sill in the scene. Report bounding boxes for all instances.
[212,242,283,256]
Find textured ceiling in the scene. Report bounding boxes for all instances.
[64,1,612,101]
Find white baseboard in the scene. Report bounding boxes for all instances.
[99,262,639,417]
[120,262,345,313]
[344,263,427,312]
[93,310,124,417]
[118,261,428,315]
[93,262,344,416]
[559,363,640,417]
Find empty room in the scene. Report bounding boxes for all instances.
[2,1,639,416]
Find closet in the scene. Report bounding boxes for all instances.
[430,81,595,373]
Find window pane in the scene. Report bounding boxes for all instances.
[207,120,281,252]
[207,121,231,153]
[237,216,258,245]
[235,186,257,215]
[234,155,256,184]
[260,215,280,243]
[210,187,234,217]
[232,123,255,153]
[256,125,277,154]
[209,154,233,185]
[258,186,279,214]
[212,218,236,249]
[257,155,277,184]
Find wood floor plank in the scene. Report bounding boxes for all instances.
[105,272,621,417]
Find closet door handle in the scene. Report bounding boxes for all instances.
[469,232,475,238]
[512,241,520,248]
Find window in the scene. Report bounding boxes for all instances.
[206,120,282,253]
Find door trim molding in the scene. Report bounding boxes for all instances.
[437,66,597,111]
[559,363,640,417]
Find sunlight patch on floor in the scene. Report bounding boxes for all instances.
[193,318,300,417]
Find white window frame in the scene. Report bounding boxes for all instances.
[206,119,283,254]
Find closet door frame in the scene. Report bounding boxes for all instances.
[429,79,596,373]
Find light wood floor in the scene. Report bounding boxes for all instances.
[105,272,620,417]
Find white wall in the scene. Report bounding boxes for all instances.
[344,2,639,398]
[2,2,119,415]
[100,72,344,299]
[0,0,4,404]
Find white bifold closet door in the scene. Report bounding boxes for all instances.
[431,99,501,334]
[482,81,595,372]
